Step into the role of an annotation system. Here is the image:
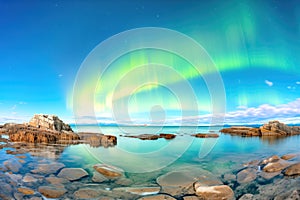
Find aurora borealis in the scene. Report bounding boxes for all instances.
[1,0,300,125]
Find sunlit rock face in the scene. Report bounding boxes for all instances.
[29,114,73,132]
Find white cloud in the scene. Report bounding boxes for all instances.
[19,101,27,105]
[11,105,17,110]
[296,81,300,85]
[265,80,273,87]
[58,74,63,77]
[287,86,292,89]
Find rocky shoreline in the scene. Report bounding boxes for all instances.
[220,121,300,137]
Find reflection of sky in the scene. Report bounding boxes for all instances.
[1,1,300,125]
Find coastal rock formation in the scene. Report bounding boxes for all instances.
[191,133,219,138]
[29,114,73,132]
[78,132,117,147]
[220,121,300,137]
[124,133,176,140]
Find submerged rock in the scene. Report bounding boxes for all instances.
[137,194,176,200]
[194,185,234,200]
[38,185,67,198]
[263,159,291,173]
[113,186,160,196]
[57,168,89,181]
[73,188,101,199]
[283,163,300,176]
[17,187,34,195]
[92,171,108,183]
[3,158,22,173]
[31,162,65,175]
[93,164,124,178]
[237,168,257,184]
[124,133,176,140]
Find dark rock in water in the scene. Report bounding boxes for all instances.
[239,193,254,200]
[4,158,22,173]
[124,133,176,140]
[220,121,300,137]
[159,133,176,139]
[73,188,101,199]
[137,194,176,200]
[92,171,108,183]
[237,168,257,184]
[78,132,117,147]
[31,162,65,175]
[283,163,300,176]
[191,133,219,138]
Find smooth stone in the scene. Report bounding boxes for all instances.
[263,159,291,172]
[57,168,88,181]
[237,168,257,184]
[23,174,38,183]
[38,185,67,198]
[92,171,108,183]
[259,171,281,180]
[283,162,300,176]
[17,187,35,195]
[261,155,280,165]
[93,164,124,178]
[13,192,24,200]
[74,188,101,199]
[115,177,133,186]
[31,162,65,174]
[113,187,160,195]
[46,176,69,184]
[137,194,176,200]
[191,133,219,138]
[157,166,221,196]
[4,158,22,173]
[5,173,23,182]
[281,154,297,160]
[195,185,234,200]
[239,193,254,200]
[183,196,200,200]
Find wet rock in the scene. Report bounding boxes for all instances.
[23,174,38,183]
[159,133,176,139]
[220,127,261,136]
[57,168,89,181]
[93,164,124,178]
[137,194,176,200]
[113,187,160,195]
[46,176,69,184]
[115,177,133,186]
[259,171,281,180]
[239,193,254,200]
[83,134,117,147]
[157,166,221,196]
[281,154,297,160]
[261,155,280,165]
[38,185,67,198]
[92,171,108,183]
[4,158,22,172]
[183,196,200,200]
[5,173,22,182]
[13,192,24,200]
[17,187,35,195]
[125,134,160,140]
[283,163,300,176]
[73,188,101,199]
[195,185,234,200]
[31,162,65,174]
[222,173,236,184]
[263,159,291,172]
[191,133,219,138]
[237,168,257,184]
[0,182,13,199]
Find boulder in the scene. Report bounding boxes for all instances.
[4,158,22,173]
[46,176,69,184]
[79,133,117,147]
[29,114,72,132]
[31,162,65,175]
[17,187,35,195]
[237,168,257,184]
[93,164,124,178]
[159,133,176,139]
[92,171,108,183]
[263,159,291,173]
[137,194,176,200]
[283,163,300,176]
[194,185,234,200]
[73,188,101,199]
[125,134,160,140]
[38,185,67,198]
[261,155,280,165]
[281,154,297,160]
[57,168,89,181]
[220,127,261,136]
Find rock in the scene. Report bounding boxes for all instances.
[183,196,200,200]
[81,133,117,147]
[31,162,65,174]
[157,166,221,196]
[5,173,23,182]
[23,174,38,183]
[73,188,101,199]
[93,164,124,178]
[115,177,133,186]
[159,133,176,139]
[283,163,300,176]
[237,168,257,184]
[57,168,89,181]
[261,155,280,165]
[259,171,281,180]
[220,127,261,136]
[137,194,176,200]
[17,187,35,195]
[113,187,160,195]
[46,176,69,184]
[281,154,297,160]
[191,133,219,138]
[263,159,291,173]
[125,134,160,140]
[38,185,67,198]
[92,171,108,183]
[29,114,73,132]
[195,185,234,200]
[3,158,22,172]
[239,194,254,200]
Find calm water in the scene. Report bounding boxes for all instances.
[1,125,299,186]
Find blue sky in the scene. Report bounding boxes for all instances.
[1,0,300,125]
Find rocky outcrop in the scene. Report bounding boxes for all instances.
[29,114,72,132]
[220,121,300,137]
[78,132,117,147]
[191,133,219,138]
[124,133,176,140]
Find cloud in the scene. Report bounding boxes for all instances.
[11,105,17,110]
[265,80,273,87]
[296,81,300,85]
[19,101,27,105]
[58,74,63,77]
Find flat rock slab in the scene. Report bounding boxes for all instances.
[23,174,38,183]
[92,171,109,183]
[191,133,219,138]
[74,188,101,199]
[4,158,22,173]
[137,194,176,200]
[284,162,300,176]
[46,176,70,184]
[237,168,257,184]
[281,154,297,160]
[195,185,234,200]
[57,168,88,181]
[94,164,124,178]
[38,185,67,198]
[31,162,65,174]
[113,187,160,195]
[263,159,291,172]
[17,187,35,195]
